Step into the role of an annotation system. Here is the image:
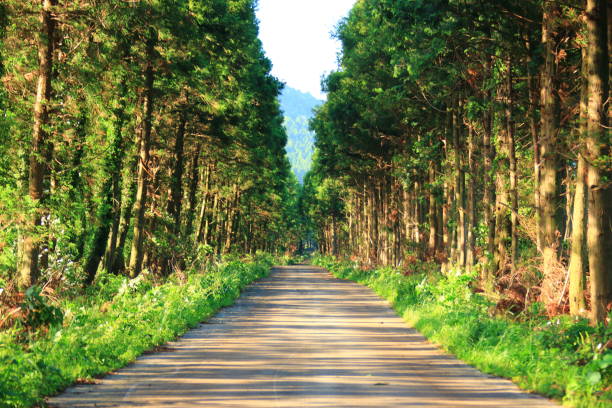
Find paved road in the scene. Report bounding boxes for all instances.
[49,265,558,407]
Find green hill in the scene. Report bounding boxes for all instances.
[280,87,321,183]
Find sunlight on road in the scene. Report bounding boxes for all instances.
[49,266,557,408]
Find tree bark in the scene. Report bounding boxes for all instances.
[167,112,187,234]
[539,1,563,288]
[524,35,542,252]
[568,48,589,317]
[18,0,56,289]
[185,142,202,237]
[466,125,476,272]
[224,184,239,253]
[196,163,212,242]
[453,100,466,267]
[584,0,610,323]
[441,179,450,273]
[482,60,496,288]
[506,61,519,271]
[427,165,437,256]
[128,30,156,278]
[568,154,588,316]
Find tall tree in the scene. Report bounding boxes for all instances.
[18,0,57,289]
[584,0,610,323]
[539,1,563,294]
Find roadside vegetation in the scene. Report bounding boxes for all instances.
[0,253,275,408]
[303,0,611,325]
[314,256,611,407]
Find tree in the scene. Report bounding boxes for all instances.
[17,0,57,289]
[303,0,605,320]
[584,0,610,323]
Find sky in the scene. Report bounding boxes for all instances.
[255,0,357,100]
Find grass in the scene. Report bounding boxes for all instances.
[313,256,612,408]
[0,253,276,408]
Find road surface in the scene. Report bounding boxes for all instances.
[49,265,558,407]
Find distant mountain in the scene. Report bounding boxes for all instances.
[280,87,322,183]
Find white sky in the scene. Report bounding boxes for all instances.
[256,0,357,100]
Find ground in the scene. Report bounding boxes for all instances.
[48,265,558,407]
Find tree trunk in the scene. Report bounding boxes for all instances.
[495,84,511,273]
[441,179,450,273]
[370,184,378,264]
[539,2,563,288]
[413,178,421,248]
[105,175,122,271]
[466,125,476,271]
[203,191,218,246]
[167,112,187,234]
[196,163,212,242]
[524,35,542,251]
[453,101,466,267]
[109,156,138,274]
[568,47,589,317]
[184,142,201,237]
[18,0,56,289]
[128,31,156,278]
[506,60,519,270]
[482,57,496,289]
[224,184,239,253]
[585,0,610,323]
[494,171,510,273]
[402,186,410,255]
[568,156,588,317]
[427,165,437,256]
[213,193,223,253]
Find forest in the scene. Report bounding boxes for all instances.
[0,0,300,291]
[0,0,611,406]
[281,86,320,183]
[304,0,611,324]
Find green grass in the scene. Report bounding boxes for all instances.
[314,256,612,408]
[0,253,276,408]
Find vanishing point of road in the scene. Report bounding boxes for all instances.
[49,265,558,407]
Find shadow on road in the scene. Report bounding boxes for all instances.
[49,266,557,408]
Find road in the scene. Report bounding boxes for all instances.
[48,265,558,407]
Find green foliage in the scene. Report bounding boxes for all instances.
[0,257,274,408]
[18,286,63,333]
[0,0,299,285]
[314,256,612,408]
[280,87,322,183]
[284,115,315,183]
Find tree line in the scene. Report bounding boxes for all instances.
[0,0,299,292]
[303,0,610,323]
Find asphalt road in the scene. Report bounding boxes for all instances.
[48,265,558,407]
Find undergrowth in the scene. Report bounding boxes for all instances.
[0,253,276,408]
[314,256,612,408]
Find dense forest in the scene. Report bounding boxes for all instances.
[0,0,611,406]
[280,87,320,183]
[303,0,610,324]
[0,0,300,292]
